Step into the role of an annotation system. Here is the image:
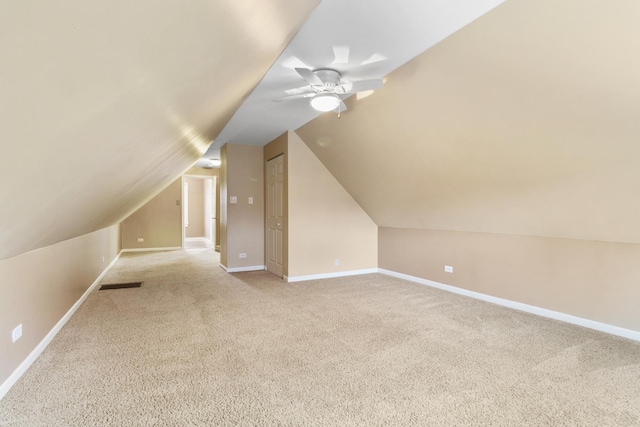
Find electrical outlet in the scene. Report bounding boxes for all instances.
[445,265,453,273]
[12,324,22,343]
[239,253,247,259]
[248,197,253,204]
[335,259,340,267]
[137,237,144,243]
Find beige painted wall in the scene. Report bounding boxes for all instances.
[203,178,214,245]
[264,132,289,276]
[0,0,319,262]
[296,0,640,245]
[121,179,182,249]
[379,228,640,332]
[220,144,264,269]
[0,225,120,386]
[293,0,640,332]
[184,177,205,238]
[220,146,228,266]
[288,132,377,277]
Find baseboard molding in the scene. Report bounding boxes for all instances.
[0,251,122,401]
[223,265,267,273]
[185,237,212,245]
[287,268,378,283]
[378,268,640,343]
[120,247,182,253]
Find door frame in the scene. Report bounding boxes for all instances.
[182,173,219,249]
[265,154,286,278]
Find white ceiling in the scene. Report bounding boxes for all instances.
[198,0,505,165]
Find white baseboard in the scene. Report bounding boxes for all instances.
[185,237,212,245]
[378,268,640,343]
[287,268,378,283]
[222,265,266,273]
[0,251,122,401]
[120,247,182,253]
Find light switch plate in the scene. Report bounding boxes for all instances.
[230,196,237,204]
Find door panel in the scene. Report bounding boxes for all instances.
[266,155,284,277]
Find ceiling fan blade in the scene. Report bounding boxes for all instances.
[295,68,324,86]
[336,78,384,94]
[331,46,350,65]
[284,85,313,96]
[361,53,387,66]
[272,92,315,102]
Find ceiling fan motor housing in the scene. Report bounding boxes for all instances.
[314,69,341,89]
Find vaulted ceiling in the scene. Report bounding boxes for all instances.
[297,0,640,245]
[0,0,319,260]
[3,0,638,261]
[204,0,504,157]
[0,0,503,261]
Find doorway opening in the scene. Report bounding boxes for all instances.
[183,175,219,250]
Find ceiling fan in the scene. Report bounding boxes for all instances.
[274,67,384,113]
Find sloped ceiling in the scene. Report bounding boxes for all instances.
[297,0,640,245]
[205,0,504,154]
[0,0,320,260]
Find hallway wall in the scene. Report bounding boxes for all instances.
[121,179,182,250]
[220,144,264,270]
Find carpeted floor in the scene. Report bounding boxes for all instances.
[1,249,640,426]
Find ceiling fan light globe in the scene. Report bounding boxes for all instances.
[310,93,340,112]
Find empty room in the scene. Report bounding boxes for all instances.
[2,0,640,425]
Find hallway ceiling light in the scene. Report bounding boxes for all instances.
[310,92,340,112]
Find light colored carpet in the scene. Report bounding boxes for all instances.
[1,249,640,426]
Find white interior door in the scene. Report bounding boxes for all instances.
[209,177,217,248]
[266,155,284,277]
